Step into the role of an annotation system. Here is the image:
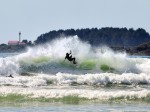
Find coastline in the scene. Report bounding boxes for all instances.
[1,44,150,56]
[0,44,28,53]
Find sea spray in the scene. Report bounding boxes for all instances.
[22,36,139,73]
[0,36,141,75]
[0,57,19,76]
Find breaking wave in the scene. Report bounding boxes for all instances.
[1,36,150,102]
[0,36,142,75]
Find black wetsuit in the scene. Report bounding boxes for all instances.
[65,53,76,64]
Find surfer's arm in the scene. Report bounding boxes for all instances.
[70,50,72,54]
[67,53,71,58]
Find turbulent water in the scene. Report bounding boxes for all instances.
[0,36,150,103]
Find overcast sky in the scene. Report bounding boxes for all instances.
[0,0,150,44]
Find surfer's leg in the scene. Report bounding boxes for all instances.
[72,58,76,64]
[68,56,73,61]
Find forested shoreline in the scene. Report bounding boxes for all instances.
[35,27,150,47]
[1,27,150,55]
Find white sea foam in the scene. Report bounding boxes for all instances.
[0,57,19,76]
[0,86,149,100]
[0,72,150,87]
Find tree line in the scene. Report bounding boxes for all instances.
[34,27,150,47]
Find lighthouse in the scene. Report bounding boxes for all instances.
[19,32,21,43]
[8,31,26,45]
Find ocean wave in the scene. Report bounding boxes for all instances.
[0,86,150,103]
[0,73,150,87]
[0,36,143,75]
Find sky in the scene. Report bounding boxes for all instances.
[0,0,150,44]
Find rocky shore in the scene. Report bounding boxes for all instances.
[111,41,150,56]
[128,42,150,56]
[0,44,27,53]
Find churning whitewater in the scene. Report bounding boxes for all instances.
[0,36,150,101]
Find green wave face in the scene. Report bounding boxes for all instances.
[60,60,77,69]
[32,56,50,63]
[18,55,117,73]
[100,64,114,72]
[60,59,115,72]
[1,93,150,104]
[19,56,51,65]
[59,59,97,70]
[79,59,96,70]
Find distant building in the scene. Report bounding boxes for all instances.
[8,41,19,45]
[8,32,26,46]
[19,42,26,45]
[8,41,26,45]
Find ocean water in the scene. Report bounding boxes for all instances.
[1,36,150,111]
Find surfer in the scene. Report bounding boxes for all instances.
[65,50,77,64]
[7,74,14,78]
